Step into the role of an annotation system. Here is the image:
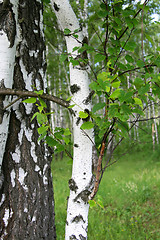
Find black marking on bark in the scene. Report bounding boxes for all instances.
[82,109,90,122]
[73,175,95,203]
[13,58,26,90]
[71,214,85,224]
[74,190,91,204]
[82,91,94,105]
[76,117,81,126]
[68,178,78,193]
[70,84,80,94]
[70,235,78,240]
[74,144,79,148]
[73,37,88,68]
[79,235,86,240]
[83,172,86,175]
[0,80,5,124]
[66,220,69,226]
[0,2,16,47]
[0,169,4,191]
[54,3,60,12]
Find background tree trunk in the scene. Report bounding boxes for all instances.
[0,1,56,239]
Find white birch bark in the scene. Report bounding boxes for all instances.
[0,1,56,238]
[52,1,93,239]
[0,0,18,187]
[152,102,159,144]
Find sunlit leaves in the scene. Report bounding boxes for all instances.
[79,111,88,119]
[110,89,121,100]
[23,97,36,103]
[134,98,143,109]
[80,121,94,130]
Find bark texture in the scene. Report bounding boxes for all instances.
[0,1,56,239]
[52,1,94,239]
[0,0,17,185]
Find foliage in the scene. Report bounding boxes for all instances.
[23,92,72,156]
[35,0,160,197]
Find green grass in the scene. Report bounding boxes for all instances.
[52,150,160,240]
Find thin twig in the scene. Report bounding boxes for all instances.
[3,96,21,110]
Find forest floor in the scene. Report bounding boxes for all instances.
[52,148,160,240]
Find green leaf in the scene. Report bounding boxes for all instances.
[38,126,48,135]
[80,121,94,130]
[64,128,71,136]
[73,34,78,39]
[89,82,102,92]
[154,56,160,68]
[34,90,43,95]
[23,97,36,103]
[134,77,144,88]
[110,89,121,100]
[55,144,65,153]
[60,54,68,62]
[123,9,135,17]
[112,81,120,88]
[125,54,134,63]
[66,96,73,101]
[46,136,59,148]
[54,131,63,140]
[70,58,79,66]
[124,41,136,52]
[72,46,80,52]
[145,33,154,45]
[64,28,71,35]
[68,104,76,109]
[97,72,109,81]
[94,54,106,64]
[39,98,47,108]
[97,10,108,18]
[63,137,70,145]
[37,113,48,124]
[38,131,47,142]
[121,104,131,115]
[92,102,106,113]
[137,60,145,68]
[31,112,39,122]
[134,98,143,109]
[138,84,150,95]
[79,111,88,119]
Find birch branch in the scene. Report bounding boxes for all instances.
[0,88,70,109]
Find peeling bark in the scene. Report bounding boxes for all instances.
[0,0,56,239]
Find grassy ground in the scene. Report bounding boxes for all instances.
[52,149,160,240]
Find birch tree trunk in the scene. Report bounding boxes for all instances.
[0,0,56,239]
[0,0,17,188]
[52,1,94,239]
